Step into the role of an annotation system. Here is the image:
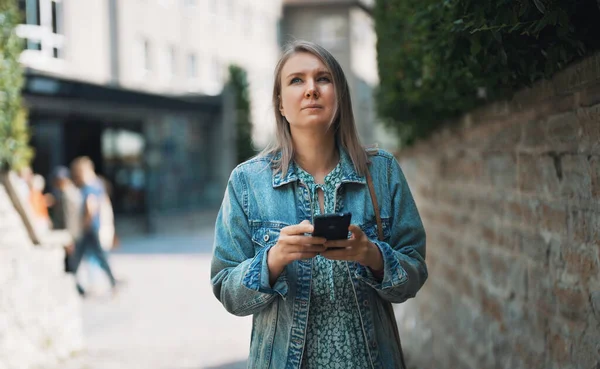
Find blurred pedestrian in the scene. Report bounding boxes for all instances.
[97,175,117,252]
[210,41,427,368]
[29,173,52,233]
[49,166,83,272]
[70,156,118,296]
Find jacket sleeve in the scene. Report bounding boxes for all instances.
[210,168,288,317]
[355,156,428,303]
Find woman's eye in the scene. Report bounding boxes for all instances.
[318,76,331,83]
[290,77,302,84]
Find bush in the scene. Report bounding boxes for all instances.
[374,0,600,146]
[228,65,255,164]
[0,0,33,171]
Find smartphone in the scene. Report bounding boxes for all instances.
[312,212,352,242]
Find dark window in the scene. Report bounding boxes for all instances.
[51,0,58,33]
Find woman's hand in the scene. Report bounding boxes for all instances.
[267,220,326,286]
[320,225,384,272]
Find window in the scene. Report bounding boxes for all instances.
[168,45,177,78]
[17,0,64,59]
[187,53,197,80]
[317,16,346,49]
[142,39,151,73]
[223,0,234,20]
[208,0,217,15]
[243,7,252,37]
[211,57,222,84]
[136,38,151,77]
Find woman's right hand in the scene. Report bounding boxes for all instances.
[267,220,326,285]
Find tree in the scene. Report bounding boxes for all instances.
[0,0,33,172]
[228,65,255,164]
[374,0,600,146]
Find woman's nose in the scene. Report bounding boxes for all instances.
[305,83,318,98]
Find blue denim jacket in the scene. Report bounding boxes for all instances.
[211,148,427,369]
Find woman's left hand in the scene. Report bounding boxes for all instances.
[320,225,384,272]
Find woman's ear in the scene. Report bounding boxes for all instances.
[278,96,285,117]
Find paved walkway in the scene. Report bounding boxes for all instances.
[63,225,251,369]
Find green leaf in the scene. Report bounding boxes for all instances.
[470,38,482,55]
[533,0,546,14]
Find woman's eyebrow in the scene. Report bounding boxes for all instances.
[285,69,331,79]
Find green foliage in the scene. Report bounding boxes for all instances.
[0,0,33,171]
[374,0,600,146]
[228,65,255,164]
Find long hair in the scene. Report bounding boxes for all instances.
[261,40,369,177]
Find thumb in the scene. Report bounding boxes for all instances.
[348,224,364,238]
[300,219,311,225]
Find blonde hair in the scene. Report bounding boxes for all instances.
[261,40,369,177]
[71,156,95,171]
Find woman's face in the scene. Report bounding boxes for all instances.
[278,52,336,131]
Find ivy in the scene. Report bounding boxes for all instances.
[374,0,600,146]
[0,0,33,171]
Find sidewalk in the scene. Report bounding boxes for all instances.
[114,208,220,239]
[59,224,251,369]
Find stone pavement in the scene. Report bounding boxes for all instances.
[59,223,252,369]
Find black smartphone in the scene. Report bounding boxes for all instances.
[312,212,352,242]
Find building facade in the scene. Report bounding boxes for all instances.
[16,0,283,229]
[280,0,397,150]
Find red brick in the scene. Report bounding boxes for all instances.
[579,119,600,153]
[464,247,481,275]
[527,263,556,314]
[580,82,600,107]
[568,210,595,244]
[554,285,590,322]
[480,289,504,325]
[544,112,582,151]
[496,226,521,253]
[521,119,548,150]
[561,155,592,200]
[563,247,599,283]
[539,203,568,232]
[519,230,551,264]
[517,154,561,196]
[514,334,547,369]
[590,156,600,199]
[504,200,539,227]
[549,332,572,365]
[486,123,522,151]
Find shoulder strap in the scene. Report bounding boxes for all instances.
[365,169,384,241]
[365,165,408,369]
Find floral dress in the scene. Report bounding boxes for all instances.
[297,164,371,369]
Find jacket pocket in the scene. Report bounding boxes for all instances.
[251,222,288,249]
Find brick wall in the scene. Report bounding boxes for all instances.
[0,181,84,369]
[395,53,600,369]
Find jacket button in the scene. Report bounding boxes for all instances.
[263,234,270,242]
[363,300,369,306]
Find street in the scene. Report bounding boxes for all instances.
[63,226,251,369]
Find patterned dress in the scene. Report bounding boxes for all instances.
[297,164,371,369]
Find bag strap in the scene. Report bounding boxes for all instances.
[365,166,408,369]
[365,169,384,242]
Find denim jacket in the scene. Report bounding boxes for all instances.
[210,148,427,369]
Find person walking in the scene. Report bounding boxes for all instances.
[49,166,83,272]
[69,156,118,296]
[210,41,427,368]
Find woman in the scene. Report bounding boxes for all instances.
[211,40,427,369]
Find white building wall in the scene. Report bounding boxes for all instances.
[19,0,283,149]
[63,0,112,84]
[117,0,282,148]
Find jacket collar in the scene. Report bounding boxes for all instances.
[271,146,366,188]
